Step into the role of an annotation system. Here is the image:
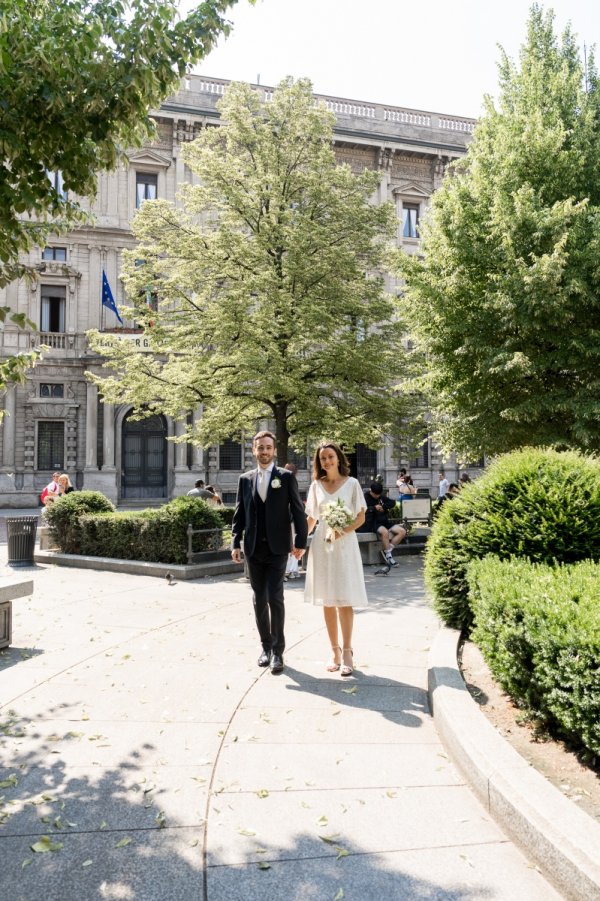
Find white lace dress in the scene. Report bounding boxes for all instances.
[304,477,368,607]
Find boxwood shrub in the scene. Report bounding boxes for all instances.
[78,496,224,564]
[425,447,600,630]
[43,490,115,553]
[468,556,600,757]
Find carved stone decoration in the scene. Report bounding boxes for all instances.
[392,155,431,181]
[377,148,393,172]
[333,146,376,173]
[174,119,198,145]
[433,156,451,190]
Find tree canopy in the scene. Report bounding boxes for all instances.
[88,78,409,462]
[0,0,239,396]
[397,5,600,457]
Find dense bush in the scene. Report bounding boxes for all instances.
[43,490,115,553]
[468,556,600,757]
[215,505,235,527]
[425,447,600,630]
[78,496,224,564]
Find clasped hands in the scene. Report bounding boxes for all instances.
[231,546,305,563]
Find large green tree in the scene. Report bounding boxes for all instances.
[397,5,600,458]
[0,0,240,399]
[88,78,408,462]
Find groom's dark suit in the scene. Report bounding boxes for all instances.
[232,466,307,656]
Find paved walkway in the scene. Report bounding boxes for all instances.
[0,544,561,900]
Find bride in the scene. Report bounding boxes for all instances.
[304,442,367,676]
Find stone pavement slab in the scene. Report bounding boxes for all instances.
[0,550,562,900]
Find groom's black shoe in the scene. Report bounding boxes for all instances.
[257,650,271,668]
[270,654,284,674]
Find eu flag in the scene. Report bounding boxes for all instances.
[102,270,123,325]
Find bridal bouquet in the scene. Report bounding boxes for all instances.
[321,498,354,552]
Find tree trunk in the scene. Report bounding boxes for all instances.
[274,403,289,465]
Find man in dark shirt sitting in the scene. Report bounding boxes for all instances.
[358,482,408,567]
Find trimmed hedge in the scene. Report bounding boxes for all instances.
[46,495,224,564]
[425,447,600,630]
[77,496,224,564]
[468,556,600,757]
[43,490,115,554]
[216,506,235,527]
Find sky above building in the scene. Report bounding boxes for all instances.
[179,0,599,118]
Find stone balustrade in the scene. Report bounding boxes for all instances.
[173,75,477,140]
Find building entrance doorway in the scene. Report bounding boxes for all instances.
[121,412,167,499]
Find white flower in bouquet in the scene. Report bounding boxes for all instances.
[321,498,353,552]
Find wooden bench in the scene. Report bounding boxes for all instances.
[0,577,34,649]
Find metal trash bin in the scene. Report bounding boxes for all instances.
[7,516,38,566]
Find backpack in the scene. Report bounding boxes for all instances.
[40,486,49,504]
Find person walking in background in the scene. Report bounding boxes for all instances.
[434,470,450,517]
[459,472,472,487]
[304,442,367,677]
[284,462,301,581]
[438,470,450,500]
[231,431,307,674]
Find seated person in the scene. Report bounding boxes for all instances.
[187,479,217,500]
[57,473,75,495]
[41,471,61,506]
[205,485,223,506]
[357,481,408,567]
[447,482,460,499]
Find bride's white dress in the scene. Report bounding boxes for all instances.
[304,477,368,607]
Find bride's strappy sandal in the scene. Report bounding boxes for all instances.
[340,648,354,677]
[326,645,342,672]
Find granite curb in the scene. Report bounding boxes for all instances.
[428,626,600,901]
[33,549,242,579]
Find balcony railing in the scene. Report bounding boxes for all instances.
[171,75,477,140]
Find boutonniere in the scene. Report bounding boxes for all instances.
[271,478,282,489]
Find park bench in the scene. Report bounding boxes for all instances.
[0,576,34,649]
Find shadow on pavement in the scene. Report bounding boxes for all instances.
[281,665,430,728]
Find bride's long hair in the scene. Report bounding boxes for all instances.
[312,442,350,481]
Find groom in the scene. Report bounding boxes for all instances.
[232,430,307,674]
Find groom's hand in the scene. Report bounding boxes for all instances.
[291,547,305,560]
[231,548,242,563]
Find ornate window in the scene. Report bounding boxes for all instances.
[136,172,158,208]
[411,438,430,469]
[219,438,242,471]
[287,445,308,470]
[40,284,66,332]
[402,203,419,238]
[40,383,64,398]
[46,170,67,200]
[37,421,64,470]
[42,247,67,262]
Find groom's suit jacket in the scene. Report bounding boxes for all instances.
[232,465,308,557]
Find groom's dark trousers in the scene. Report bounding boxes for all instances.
[232,467,307,656]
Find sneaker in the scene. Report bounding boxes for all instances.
[387,555,398,567]
[380,549,391,566]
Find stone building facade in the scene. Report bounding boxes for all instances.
[0,76,477,507]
